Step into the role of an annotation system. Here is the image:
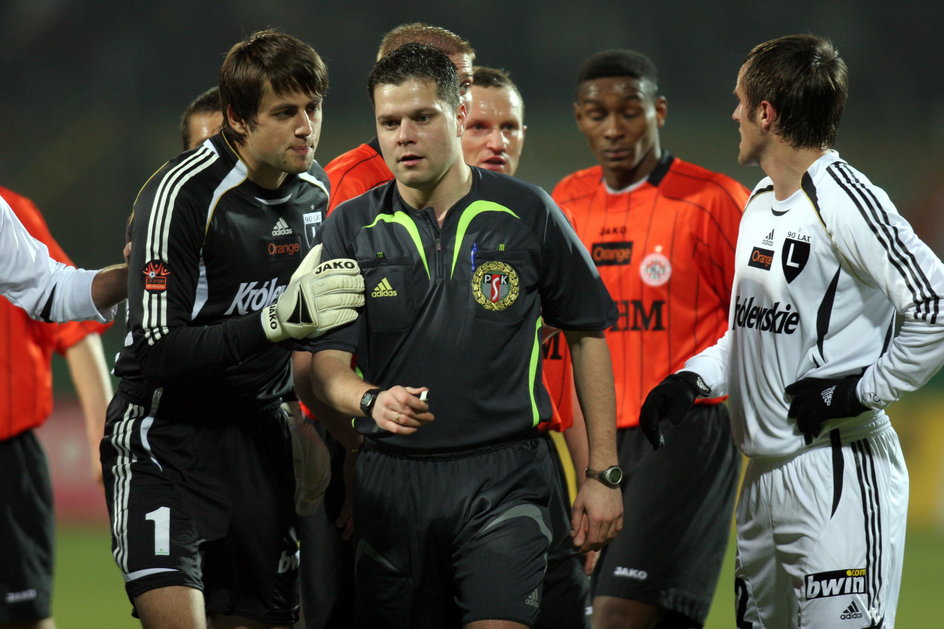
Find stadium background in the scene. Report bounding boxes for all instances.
[2,0,941,626]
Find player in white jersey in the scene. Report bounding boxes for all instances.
[638,34,944,628]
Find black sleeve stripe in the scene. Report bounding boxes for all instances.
[827,163,939,323]
[39,285,56,322]
[143,148,218,345]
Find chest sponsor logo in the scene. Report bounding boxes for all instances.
[224,277,286,315]
[748,247,774,271]
[613,567,648,580]
[591,241,633,266]
[472,260,519,311]
[143,260,171,293]
[371,277,398,298]
[612,299,665,332]
[266,235,302,261]
[805,568,866,600]
[733,295,800,334]
[639,251,671,286]
[781,238,810,283]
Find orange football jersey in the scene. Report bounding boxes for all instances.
[551,154,747,428]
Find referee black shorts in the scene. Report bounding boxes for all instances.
[100,380,299,625]
[0,430,54,623]
[593,403,739,626]
[354,436,552,628]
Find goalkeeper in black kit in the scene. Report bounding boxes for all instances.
[100,30,363,628]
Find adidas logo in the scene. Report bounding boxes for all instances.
[525,588,539,608]
[762,228,775,246]
[839,600,863,620]
[822,385,837,406]
[371,277,398,298]
[272,217,293,236]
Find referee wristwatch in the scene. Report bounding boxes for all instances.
[359,388,383,418]
[586,465,623,489]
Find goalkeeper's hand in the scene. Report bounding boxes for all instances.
[785,375,867,441]
[261,244,365,342]
[638,371,708,450]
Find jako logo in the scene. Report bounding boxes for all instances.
[278,549,300,574]
[805,569,866,600]
[224,277,286,315]
[591,241,633,266]
[733,296,800,334]
[613,567,648,580]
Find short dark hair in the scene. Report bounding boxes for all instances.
[576,49,658,96]
[472,66,524,113]
[377,23,474,61]
[741,34,847,150]
[368,43,460,111]
[218,29,328,145]
[179,87,220,150]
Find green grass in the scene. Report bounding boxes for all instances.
[52,523,942,628]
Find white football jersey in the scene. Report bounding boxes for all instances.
[687,151,944,458]
[0,195,106,322]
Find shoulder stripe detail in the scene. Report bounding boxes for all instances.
[747,184,774,206]
[299,171,330,199]
[827,163,939,323]
[143,148,218,346]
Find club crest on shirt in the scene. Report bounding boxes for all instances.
[781,238,810,283]
[639,251,671,286]
[142,260,171,293]
[472,260,519,311]
[303,211,323,247]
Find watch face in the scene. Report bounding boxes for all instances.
[603,466,623,486]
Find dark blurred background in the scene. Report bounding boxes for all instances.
[3,0,943,271]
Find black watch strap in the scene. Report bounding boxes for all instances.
[359,388,383,418]
[586,465,623,489]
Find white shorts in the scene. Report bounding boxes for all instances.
[734,425,908,628]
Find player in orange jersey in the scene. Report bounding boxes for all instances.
[0,187,113,629]
[553,49,748,629]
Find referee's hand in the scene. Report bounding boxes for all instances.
[371,386,433,434]
[571,479,622,553]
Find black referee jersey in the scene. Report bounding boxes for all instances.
[310,166,616,451]
[115,133,329,408]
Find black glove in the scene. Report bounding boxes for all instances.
[785,375,867,441]
[639,371,709,450]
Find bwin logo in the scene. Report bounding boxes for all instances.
[614,567,648,580]
[278,549,300,574]
[839,600,864,620]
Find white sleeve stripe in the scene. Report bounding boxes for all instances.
[141,148,218,345]
[827,163,940,323]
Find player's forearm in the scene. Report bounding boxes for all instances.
[65,335,113,476]
[562,399,590,489]
[135,314,271,385]
[859,316,944,408]
[292,351,362,450]
[90,263,128,312]
[310,349,374,418]
[564,330,618,469]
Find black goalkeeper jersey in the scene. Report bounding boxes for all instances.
[115,134,330,409]
[313,167,616,451]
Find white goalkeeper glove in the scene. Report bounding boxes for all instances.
[261,244,365,342]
